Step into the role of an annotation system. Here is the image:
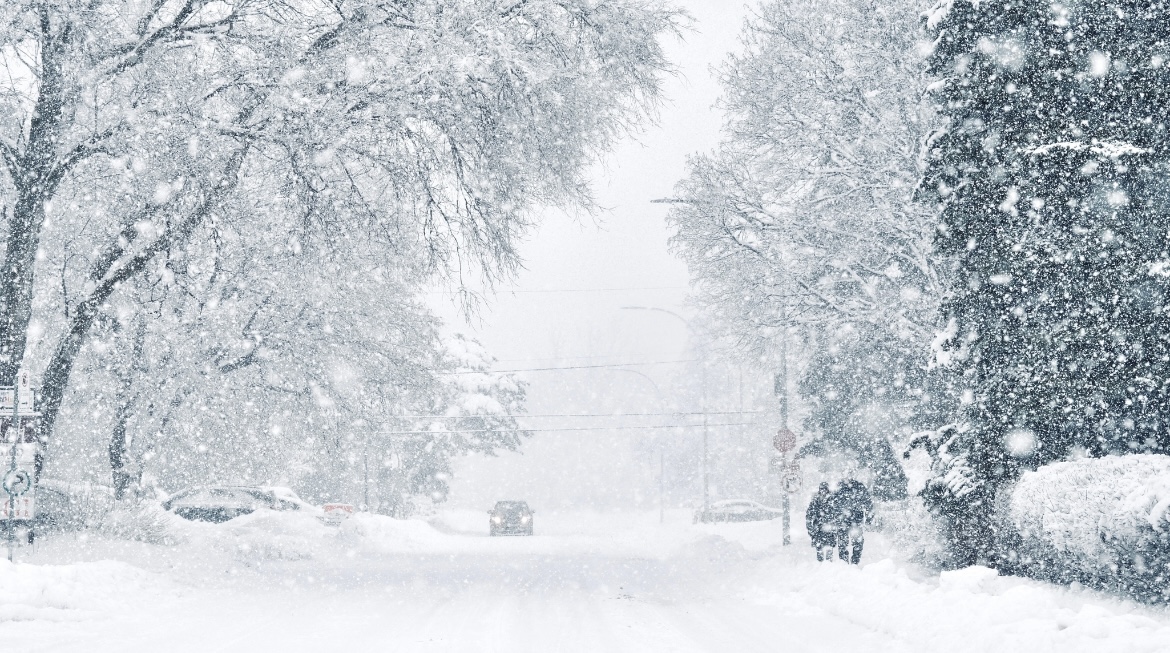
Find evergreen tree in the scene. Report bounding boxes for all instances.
[925,0,1170,563]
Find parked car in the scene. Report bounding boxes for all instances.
[488,500,534,536]
[35,479,115,533]
[693,499,784,524]
[162,486,311,523]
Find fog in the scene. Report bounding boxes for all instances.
[435,0,768,513]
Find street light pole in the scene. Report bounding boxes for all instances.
[621,306,710,511]
[604,366,671,523]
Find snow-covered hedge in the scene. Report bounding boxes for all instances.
[1004,454,1170,601]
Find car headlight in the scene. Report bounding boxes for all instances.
[491,516,502,524]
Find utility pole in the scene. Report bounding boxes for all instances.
[659,449,665,524]
[701,356,709,511]
[619,306,710,512]
[778,335,791,546]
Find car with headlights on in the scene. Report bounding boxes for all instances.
[488,500,534,536]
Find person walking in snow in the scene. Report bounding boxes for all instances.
[833,479,873,565]
[805,482,838,561]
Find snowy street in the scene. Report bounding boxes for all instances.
[4,510,1170,653]
[7,1,1170,649]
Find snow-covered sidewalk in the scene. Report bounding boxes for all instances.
[1,509,1168,652]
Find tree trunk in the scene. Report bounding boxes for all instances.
[0,194,43,384]
[0,16,72,384]
[109,313,146,500]
[37,147,249,448]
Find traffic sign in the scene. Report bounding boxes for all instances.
[323,503,354,526]
[783,470,802,494]
[773,428,797,452]
[1,496,32,520]
[3,469,31,496]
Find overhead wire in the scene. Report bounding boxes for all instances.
[374,422,758,435]
[440,359,697,374]
[381,410,764,419]
[425,286,686,295]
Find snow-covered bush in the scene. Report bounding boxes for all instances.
[872,499,948,567]
[1003,454,1170,602]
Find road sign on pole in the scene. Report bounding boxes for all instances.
[7,378,18,561]
[773,428,797,453]
[3,470,30,496]
[783,465,802,494]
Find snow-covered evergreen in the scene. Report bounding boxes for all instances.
[925,0,1170,562]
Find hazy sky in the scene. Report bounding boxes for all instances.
[434,1,761,511]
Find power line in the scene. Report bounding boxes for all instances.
[441,359,697,374]
[374,422,758,435]
[426,286,685,295]
[383,410,764,419]
[494,353,658,363]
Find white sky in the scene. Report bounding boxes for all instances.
[433,1,762,511]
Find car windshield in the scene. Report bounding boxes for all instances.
[170,488,265,509]
[494,501,529,514]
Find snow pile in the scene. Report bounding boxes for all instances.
[340,513,454,553]
[217,511,333,562]
[0,559,163,624]
[1006,454,1170,600]
[753,557,1170,653]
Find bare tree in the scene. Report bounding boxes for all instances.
[667,0,939,494]
[0,0,681,459]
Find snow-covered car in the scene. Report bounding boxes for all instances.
[162,486,312,523]
[693,500,783,524]
[35,479,115,532]
[489,500,534,536]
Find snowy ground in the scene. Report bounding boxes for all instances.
[3,509,1170,652]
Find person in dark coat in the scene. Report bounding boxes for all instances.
[833,479,873,564]
[805,482,838,561]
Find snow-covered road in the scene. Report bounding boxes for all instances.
[3,510,1169,652]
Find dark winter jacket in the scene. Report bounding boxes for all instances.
[805,488,838,539]
[834,480,873,528]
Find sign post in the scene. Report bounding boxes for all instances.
[6,373,20,562]
[773,427,797,546]
[3,371,39,560]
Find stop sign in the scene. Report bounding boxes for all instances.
[773,428,797,453]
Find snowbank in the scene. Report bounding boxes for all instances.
[1006,454,1170,601]
[0,559,165,623]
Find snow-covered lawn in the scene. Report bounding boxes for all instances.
[2,509,1168,652]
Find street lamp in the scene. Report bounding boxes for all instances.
[620,306,710,512]
[604,366,669,524]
